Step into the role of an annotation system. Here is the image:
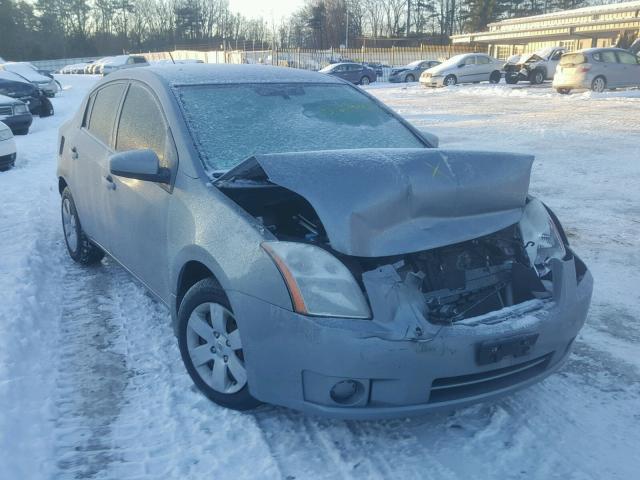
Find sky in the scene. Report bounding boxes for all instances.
[229,0,305,20]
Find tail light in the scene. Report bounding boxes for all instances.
[579,65,592,73]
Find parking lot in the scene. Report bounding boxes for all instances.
[1,75,639,479]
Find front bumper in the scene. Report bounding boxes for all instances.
[1,114,33,133]
[231,254,593,419]
[420,76,445,87]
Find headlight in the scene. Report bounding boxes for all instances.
[13,104,29,115]
[0,128,13,141]
[262,241,371,319]
[519,198,566,276]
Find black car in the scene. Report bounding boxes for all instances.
[0,75,43,115]
[0,95,33,134]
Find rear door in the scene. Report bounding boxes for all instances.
[474,55,494,81]
[599,50,624,87]
[69,82,127,249]
[347,64,364,83]
[615,51,640,87]
[108,82,177,300]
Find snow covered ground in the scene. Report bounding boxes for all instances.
[0,76,638,479]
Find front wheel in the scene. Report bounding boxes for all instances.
[405,74,415,82]
[61,187,104,265]
[360,76,371,85]
[530,70,545,85]
[591,76,606,93]
[489,71,501,84]
[178,278,260,411]
[443,74,457,86]
[556,88,571,95]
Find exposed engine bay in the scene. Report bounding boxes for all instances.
[220,182,548,324]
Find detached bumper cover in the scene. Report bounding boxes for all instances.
[230,254,593,419]
[1,114,33,132]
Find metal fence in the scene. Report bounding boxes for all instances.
[49,45,484,82]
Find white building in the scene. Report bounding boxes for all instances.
[451,1,640,58]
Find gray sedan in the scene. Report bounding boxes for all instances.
[389,60,441,83]
[319,62,377,85]
[420,53,503,87]
[57,64,592,419]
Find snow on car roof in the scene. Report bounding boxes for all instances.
[108,64,344,86]
[0,93,22,104]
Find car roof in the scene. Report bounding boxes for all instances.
[0,93,22,104]
[577,47,629,54]
[0,70,32,84]
[105,64,344,87]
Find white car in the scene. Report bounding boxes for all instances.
[101,55,149,75]
[0,62,60,97]
[0,121,17,170]
[420,53,503,87]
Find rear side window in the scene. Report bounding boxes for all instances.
[560,53,587,66]
[477,56,490,65]
[133,57,147,64]
[116,84,170,168]
[600,51,617,63]
[88,83,126,146]
[617,51,639,64]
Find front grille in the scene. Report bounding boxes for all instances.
[0,106,13,116]
[428,353,553,403]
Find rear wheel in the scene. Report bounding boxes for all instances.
[489,71,501,84]
[61,187,104,265]
[556,88,571,95]
[591,76,606,93]
[178,278,260,411]
[360,76,371,85]
[14,128,29,135]
[405,74,415,82]
[443,74,457,87]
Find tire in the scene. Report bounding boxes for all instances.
[61,187,104,265]
[443,74,457,86]
[177,278,260,411]
[530,70,545,85]
[489,71,501,84]
[14,128,29,135]
[360,76,371,85]
[405,74,415,82]
[591,76,606,93]
[556,88,571,95]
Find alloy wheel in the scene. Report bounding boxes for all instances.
[62,197,78,253]
[186,302,247,394]
[592,77,606,93]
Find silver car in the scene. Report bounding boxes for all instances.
[553,48,640,93]
[420,53,503,87]
[57,64,592,419]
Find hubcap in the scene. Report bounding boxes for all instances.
[186,302,247,394]
[362,77,369,85]
[62,198,78,253]
[445,77,455,86]
[594,78,605,92]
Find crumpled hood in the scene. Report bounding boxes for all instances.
[221,148,534,257]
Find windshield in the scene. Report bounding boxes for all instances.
[533,47,554,60]
[176,83,425,171]
[439,54,467,68]
[319,64,336,73]
[560,53,587,66]
[406,61,423,68]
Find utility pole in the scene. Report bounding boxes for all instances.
[345,8,349,48]
[407,0,411,37]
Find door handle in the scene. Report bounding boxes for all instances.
[71,146,79,160]
[103,175,116,190]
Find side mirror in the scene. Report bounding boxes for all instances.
[419,130,439,148]
[110,149,171,183]
[458,63,465,68]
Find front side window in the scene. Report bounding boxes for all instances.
[617,51,639,64]
[176,83,425,172]
[116,84,170,168]
[464,56,476,65]
[477,56,491,65]
[88,83,126,146]
[600,51,617,63]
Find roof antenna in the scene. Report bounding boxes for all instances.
[168,51,176,64]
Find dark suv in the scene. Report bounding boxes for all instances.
[0,73,42,114]
[0,95,33,134]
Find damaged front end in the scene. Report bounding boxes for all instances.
[218,148,592,416]
[216,148,574,336]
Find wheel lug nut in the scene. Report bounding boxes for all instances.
[210,346,216,353]
[223,355,228,363]
[214,332,220,338]
[226,340,230,347]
